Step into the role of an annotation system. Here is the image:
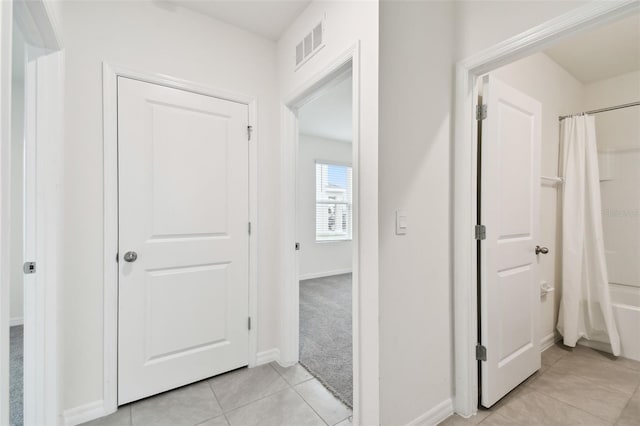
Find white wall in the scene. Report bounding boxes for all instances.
[51,1,281,412]
[586,71,640,151]
[586,70,640,360]
[277,3,379,424]
[492,52,585,347]
[379,2,454,425]
[297,134,352,280]
[10,28,24,325]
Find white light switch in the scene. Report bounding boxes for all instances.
[396,210,407,235]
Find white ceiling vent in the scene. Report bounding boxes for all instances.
[295,19,325,69]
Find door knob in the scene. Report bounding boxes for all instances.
[535,246,549,255]
[123,251,138,262]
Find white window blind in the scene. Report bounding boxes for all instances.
[315,162,352,241]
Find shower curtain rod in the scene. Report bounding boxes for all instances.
[559,101,640,121]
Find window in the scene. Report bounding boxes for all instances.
[315,162,352,241]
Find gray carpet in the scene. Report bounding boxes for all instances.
[10,325,23,426]
[299,273,352,408]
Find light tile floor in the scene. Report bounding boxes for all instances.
[83,363,352,426]
[438,343,640,426]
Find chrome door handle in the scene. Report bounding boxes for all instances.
[535,246,549,255]
[123,251,138,262]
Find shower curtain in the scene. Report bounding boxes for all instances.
[557,115,621,355]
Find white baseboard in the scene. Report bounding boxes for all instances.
[63,400,109,426]
[406,398,454,426]
[9,317,24,326]
[540,332,560,351]
[255,348,281,366]
[299,268,352,281]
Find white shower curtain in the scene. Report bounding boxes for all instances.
[557,115,621,355]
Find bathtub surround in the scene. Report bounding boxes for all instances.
[587,70,640,361]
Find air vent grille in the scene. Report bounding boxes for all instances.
[313,23,322,49]
[295,20,325,69]
[304,33,313,57]
[296,42,304,66]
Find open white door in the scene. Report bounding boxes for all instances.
[117,77,250,404]
[479,75,542,408]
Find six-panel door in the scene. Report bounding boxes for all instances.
[117,77,249,405]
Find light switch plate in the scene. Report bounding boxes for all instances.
[396,210,407,235]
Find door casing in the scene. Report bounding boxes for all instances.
[453,0,640,418]
[102,63,259,417]
[0,1,63,425]
[280,42,364,425]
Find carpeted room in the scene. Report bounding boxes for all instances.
[296,75,354,407]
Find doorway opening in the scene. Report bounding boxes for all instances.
[9,21,26,426]
[281,50,360,423]
[296,73,354,410]
[453,2,640,422]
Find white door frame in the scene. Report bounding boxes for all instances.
[453,0,640,417]
[280,42,361,423]
[0,2,13,423]
[1,1,63,425]
[102,64,259,416]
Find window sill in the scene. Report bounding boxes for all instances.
[315,239,352,243]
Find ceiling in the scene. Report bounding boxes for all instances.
[545,13,640,83]
[166,0,311,41]
[299,77,352,143]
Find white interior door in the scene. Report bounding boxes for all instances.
[117,77,250,405]
[480,75,542,407]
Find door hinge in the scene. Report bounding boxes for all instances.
[248,222,252,235]
[23,261,36,274]
[476,104,487,121]
[248,125,253,141]
[116,252,119,262]
[295,242,300,251]
[475,224,486,240]
[248,317,252,330]
[476,344,487,361]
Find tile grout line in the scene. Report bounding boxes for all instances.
[538,367,634,398]
[276,363,351,426]
[570,348,640,374]
[271,362,340,426]
[546,361,640,396]
[528,388,622,424]
[613,382,640,425]
[222,387,294,419]
[289,380,333,426]
[221,412,231,426]
[477,412,504,425]
[201,379,226,426]
[212,364,294,417]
